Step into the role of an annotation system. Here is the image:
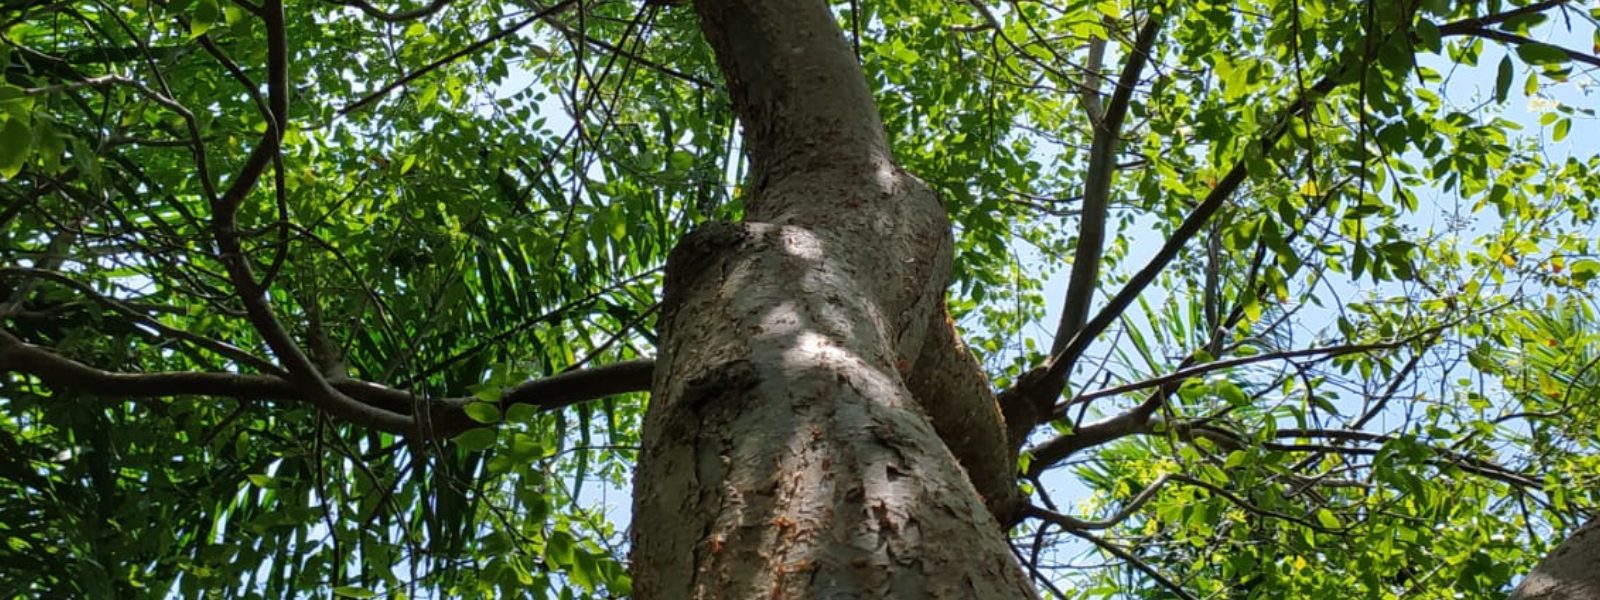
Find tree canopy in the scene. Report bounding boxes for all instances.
[1,0,1598,598]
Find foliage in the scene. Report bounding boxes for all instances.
[0,0,1597,598]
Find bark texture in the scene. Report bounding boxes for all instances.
[629,0,1034,596]
[1509,517,1600,600]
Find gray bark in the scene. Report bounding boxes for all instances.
[628,0,1035,596]
[1510,517,1600,600]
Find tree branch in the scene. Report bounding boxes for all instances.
[1441,26,1600,68]
[200,0,416,433]
[1025,473,1172,530]
[1025,390,1161,474]
[324,0,454,22]
[1435,0,1573,33]
[1024,336,1407,471]
[1052,10,1164,356]
[429,359,655,434]
[0,327,653,439]
[1030,65,1342,407]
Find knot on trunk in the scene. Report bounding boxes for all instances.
[663,221,750,316]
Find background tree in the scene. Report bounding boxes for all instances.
[1,0,1598,598]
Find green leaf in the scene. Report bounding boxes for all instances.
[190,0,219,38]
[1215,380,1249,406]
[1495,56,1512,103]
[505,402,539,423]
[0,116,31,179]
[1315,508,1340,529]
[1515,42,1567,65]
[463,401,502,424]
[1241,299,1262,323]
[1569,259,1600,284]
[246,474,280,489]
[1553,118,1570,142]
[332,586,376,598]
[1223,451,1250,469]
[0,84,31,111]
[1415,19,1441,53]
[452,427,498,451]
[507,432,544,460]
[546,530,576,565]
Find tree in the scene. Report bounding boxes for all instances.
[2,0,1599,597]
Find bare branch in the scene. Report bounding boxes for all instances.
[1077,32,1106,123]
[1025,390,1161,474]
[538,13,713,87]
[1025,473,1172,530]
[1052,11,1163,356]
[998,10,1401,443]
[1059,528,1199,600]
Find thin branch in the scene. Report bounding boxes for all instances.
[338,0,578,117]
[1164,473,1337,532]
[0,268,282,375]
[1441,26,1600,68]
[1024,306,1495,473]
[539,13,713,87]
[424,359,656,436]
[398,266,661,387]
[1025,473,1172,530]
[1026,331,1444,472]
[1059,528,1199,600]
[1063,340,1409,412]
[324,0,453,22]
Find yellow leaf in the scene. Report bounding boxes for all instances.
[1539,373,1560,397]
[1298,179,1319,196]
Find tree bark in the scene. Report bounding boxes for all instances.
[1509,517,1600,600]
[629,0,1035,596]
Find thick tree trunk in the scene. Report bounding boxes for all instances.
[1509,517,1600,600]
[629,0,1035,597]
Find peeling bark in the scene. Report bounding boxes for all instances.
[1510,517,1600,600]
[629,0,1034,596]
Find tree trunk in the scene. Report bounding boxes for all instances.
[629,0,1036,597]
[1509,517,1600,600]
